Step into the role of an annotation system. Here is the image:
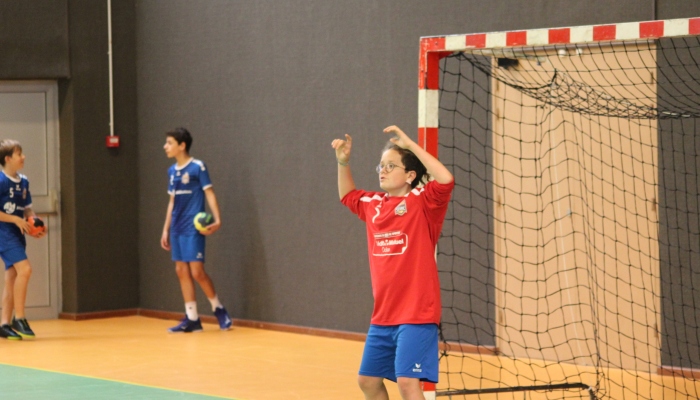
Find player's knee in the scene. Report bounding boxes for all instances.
[190,268,207,281]
[174,263,189,276]
[358,375,383,393]
[19,266,32,278]
[15,262,32,278]
[3,273,16,286]
[397,377,422,398]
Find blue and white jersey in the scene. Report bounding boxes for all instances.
[0,171,31,251]
[167,158,212,235]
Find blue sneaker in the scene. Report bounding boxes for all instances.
[214,307,232,330]
[167,317,203,333]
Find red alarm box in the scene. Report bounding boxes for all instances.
[106,135,120,148]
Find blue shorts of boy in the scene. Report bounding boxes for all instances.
[359,323,439,383]
[0,246,28,270]
[170,233,206,262]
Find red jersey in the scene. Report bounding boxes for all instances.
[342,180,454,326]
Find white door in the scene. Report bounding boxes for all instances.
[0,81,61,320]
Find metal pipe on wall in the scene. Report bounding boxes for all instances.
[107,0,114,139]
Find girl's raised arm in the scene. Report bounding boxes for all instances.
[383,125,453,184]
[332,134,356,199]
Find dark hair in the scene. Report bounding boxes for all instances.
[166,127,193,153]
[382,142,430,189]
[0,139,22,167]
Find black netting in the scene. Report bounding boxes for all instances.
[436,37,700,399]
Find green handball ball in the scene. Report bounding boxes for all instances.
[193,212,214,232]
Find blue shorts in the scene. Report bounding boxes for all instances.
[359,323,439,383]
[170,233,205,262]
[0,246,28,270]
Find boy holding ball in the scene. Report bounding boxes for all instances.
[0,139,46,340]
[161,128,232,333]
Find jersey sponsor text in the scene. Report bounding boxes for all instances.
[372,231,408,256]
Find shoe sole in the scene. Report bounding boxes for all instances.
[217,317,233,331]
[16,332,35,339]
[1,336,22,340]
[167,329,203,334]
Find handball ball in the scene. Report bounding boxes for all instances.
[27,216,46,236]
[193,212,213,232]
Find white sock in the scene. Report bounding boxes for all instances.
[185,302,198,321]
[208,295,223,311]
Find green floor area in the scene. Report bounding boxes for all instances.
[0,364,235,400]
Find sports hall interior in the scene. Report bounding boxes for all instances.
[2,1,700,399]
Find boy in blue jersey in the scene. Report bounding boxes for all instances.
[160,128,232,333]
[0,139,46,340]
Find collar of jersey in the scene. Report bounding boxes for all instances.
[1,171,21,183]
[384,191,411,199]
[174,157,194,171]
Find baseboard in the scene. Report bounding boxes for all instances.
[658,365,700,379]
[58,308,367,342]
[440,340,499,355]
[233,319,366,342]
[58,308,139,321]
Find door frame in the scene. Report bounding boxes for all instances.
[0,80,61,319]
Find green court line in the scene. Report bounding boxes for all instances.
[0,364,238,400]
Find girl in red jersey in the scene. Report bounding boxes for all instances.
[332,126,454,400]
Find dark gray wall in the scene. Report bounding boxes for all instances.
[657,37,700,369]
[61,0,139,312]
[135,0,669,334]
[437,53,495,346]
[0,1,69,79]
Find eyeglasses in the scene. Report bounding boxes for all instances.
[376,163,406,174]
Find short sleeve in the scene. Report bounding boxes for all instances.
[167,167,174,195]
[25,180,32,208]
[0,179,7,214]
[198,162,212,190]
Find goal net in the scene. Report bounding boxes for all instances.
[418,18,700,399]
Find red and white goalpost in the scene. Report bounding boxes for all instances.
[419,18,700,151]
[417,17,700,400]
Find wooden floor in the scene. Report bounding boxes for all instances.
[0,316,698,399]
[0,316,401,399]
